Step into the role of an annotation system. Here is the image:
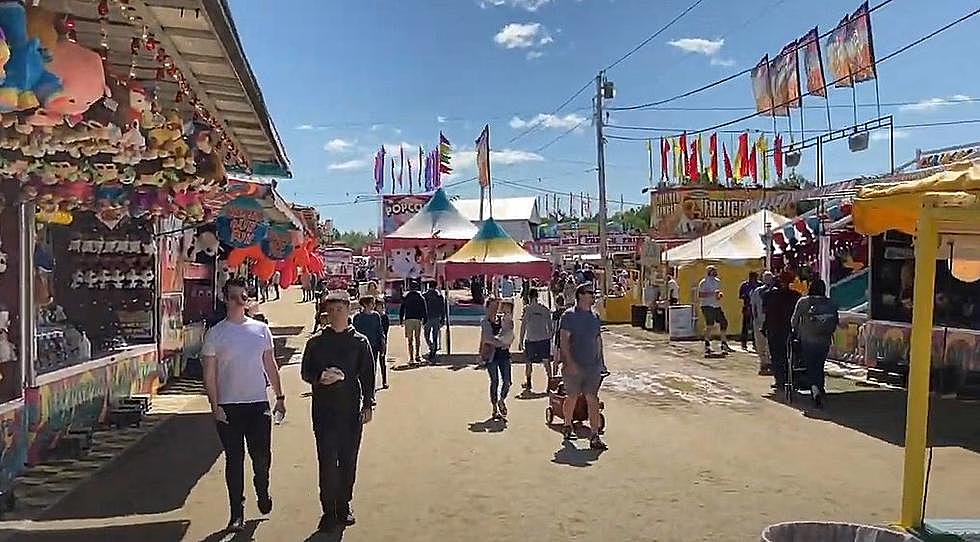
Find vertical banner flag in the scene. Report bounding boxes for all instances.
[774,134,784,179]
[736,132,749,180]
[771,40,801,114]
[407,158,413,193]
[696,134,705,175]
[679,132,689,177]
[722,143,733,183]
[672,137,683,181]
[418,146,424,188]
[645,139,653,181]
[826,15,853,87]
[687,139,699,184]
[848,2,877,83]
[373,146,386,193]
[709,133,718,182]
[660,137,669,181]
[439,132,453,181]
[800,27,827,97]
[751,55,774,115]
[568,192,574,217]
[389,157,396,193]
[398,145,405,189]
[748,142,758,182]
[475,125,490,188]
[423,149,433,191]
[757,135,769,183]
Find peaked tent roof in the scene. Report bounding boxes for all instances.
[440,218,552,280]
[665,210,791,263]
[383,188,479,248]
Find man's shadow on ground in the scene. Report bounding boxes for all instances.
[468,417,507,433]
[551,440,604,467]
[303,527,346,542]
[199,519,265,542]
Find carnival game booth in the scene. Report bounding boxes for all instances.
[0,0,290,500]
[665,210,790,339]
[852,162,980,397]
[382,188,479,320]
[852,162,980,540]
[439,218,552,345]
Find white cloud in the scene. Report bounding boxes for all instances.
[370,124,383,131]
[296,124,315,130]
[327,159,369,171]
[710,57,735,67]
[900,95,973,112]
[509,113,586,131]
[480,0,552,11]
[452,147,544,172]
[871,129,909,141]
[381,142,421,154]
[526,51,544,60]
[494,22,552,49]
[437,116,448,123]
[668,37,724,56]
[324,138,355,153]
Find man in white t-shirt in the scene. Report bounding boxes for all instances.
[697,265,731,355]
[203,277,288,533]
[665,272,680,304]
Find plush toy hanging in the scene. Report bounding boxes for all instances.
[225,244,263,268]
[30,39,108,126]
[253,256,275,282]
[0,0,61,112]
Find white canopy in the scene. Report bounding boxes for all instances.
[665,210,791,263]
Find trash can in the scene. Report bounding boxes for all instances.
[761,522,916,542]
[651,307,667,332]
[630,305,648,327]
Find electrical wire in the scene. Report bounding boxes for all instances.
[603,0,707,71]
[533,119,589,153]
[604,117,980,137]
[609,97,980,113]
[495,177,647,206]
[507,79,594,144]
[607,7,980,139]
[608,0,898,112]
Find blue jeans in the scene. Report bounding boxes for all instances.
[424,319,442,356]
[486,349,512,403]
[800,339,830,393]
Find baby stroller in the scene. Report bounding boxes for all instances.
[545,372,606,434]
[784,336,816,405]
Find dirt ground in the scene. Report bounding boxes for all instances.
[0,287,977,541]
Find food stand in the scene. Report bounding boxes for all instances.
[852,160,980,539]
[0,0,290,497]
[321,246,354,290]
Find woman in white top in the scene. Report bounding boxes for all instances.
[485,299,515,420]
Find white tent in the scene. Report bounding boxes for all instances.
[452,197,541,243]
[665,210,791,263]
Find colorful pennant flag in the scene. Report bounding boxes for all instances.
[398,145,404,189]
[722,143,733,183]
[475,125,490,188]
[696,134,705,176]
[735,133,749,180]
[757,135,769,183]
[407,158,413,194]
[660,137,669,181]
[418,146,423,188]
[373,146,386,193]
[646,139,653,182]
[709,133,718,182]
[423,149,433,191]
[389,157,396,193]
[748,142,758,182]
[439,132,453,175]
[679,133,688,180]
[687,140,699,183]
[774,134,784,179]
[672,137,683,181]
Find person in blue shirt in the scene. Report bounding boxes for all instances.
[353,296,386,390]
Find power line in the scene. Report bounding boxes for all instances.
[495,178,647,206]
[603,0,707,71]
[533,119,589,153]
[604,117,980,137]
[608,0,898,112]
[507,80,594,144]
[609,97,980,113]
[608,7,980,139]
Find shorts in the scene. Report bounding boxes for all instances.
[564,367,602,397]
[701,306,728,330]
[524,339,551,363]
[404,319,423,338]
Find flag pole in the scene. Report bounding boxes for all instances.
[487,126,494,219]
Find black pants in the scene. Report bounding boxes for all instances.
[740,309,754,347]
[215,402,272,515]
[313,408,364,514]
[767,331,790,387]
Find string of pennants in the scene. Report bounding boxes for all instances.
[372,132,453,194]
[648,132,785,185]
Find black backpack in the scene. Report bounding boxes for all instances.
[803,297,838,337]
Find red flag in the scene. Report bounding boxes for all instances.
[660,137,669,180]
[736,133,749,179]
[748,143,758,182]
[709,133,718,182]
[679,132,688,177]
[722,143,733,182]
[774,134,784,179]
[687,140,699,183]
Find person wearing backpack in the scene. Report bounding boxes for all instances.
[791,279,839,408]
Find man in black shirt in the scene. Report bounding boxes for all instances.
[301,291,376,532]
[399,280,428,365]
[762,272,801,391]
[422,282,447,364]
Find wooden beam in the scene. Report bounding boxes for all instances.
[159,26,215,41]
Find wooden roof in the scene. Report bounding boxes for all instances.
[44,0,290,177]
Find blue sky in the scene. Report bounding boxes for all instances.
[229,0,979,232]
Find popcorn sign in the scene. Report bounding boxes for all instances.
[216,197,268,248]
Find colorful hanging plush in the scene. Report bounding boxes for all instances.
[0,0,61,112]
[216,197,269,248]
[30,39,107,126]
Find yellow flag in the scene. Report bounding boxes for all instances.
[757,135,769,183]
[672,137,683,180]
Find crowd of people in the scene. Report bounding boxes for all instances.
[694,266,839,408]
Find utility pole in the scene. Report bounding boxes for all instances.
[594,71,612,295]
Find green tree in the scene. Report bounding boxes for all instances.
[331,229,377,252]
